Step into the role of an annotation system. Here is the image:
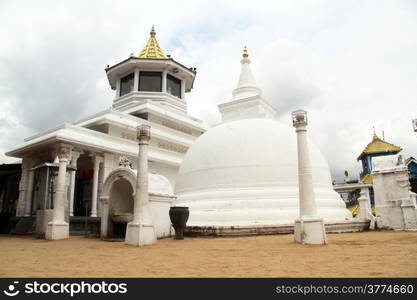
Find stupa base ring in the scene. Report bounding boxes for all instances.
[184,220,370,237]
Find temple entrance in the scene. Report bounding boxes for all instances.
[99,168,137,239]
[108,178,134,238]
[73,155,94,217]
[74,178,91,216]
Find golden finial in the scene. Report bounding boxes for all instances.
[137,25,168,59]
[242,46,249,58]
[150,25,156,37]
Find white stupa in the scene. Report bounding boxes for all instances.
[174,48,364,235]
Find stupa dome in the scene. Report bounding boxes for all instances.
[175,117,352,226]
[174,47,353,230]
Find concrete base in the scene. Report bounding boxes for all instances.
[401,204,417,231]
[125,222,156,246]
[294,216,327,245]
[45,221,69,240]
[184,220,369,237]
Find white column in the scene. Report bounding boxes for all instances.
[69,151,81,216]
[103,153,116,183]
[296,125,317,217]
[90,155,103,217]
[115,79,121,98]
[133,69,139,92]
[134,135,149,223]
[125,125,156,246]
[24,169,35,216]
[162,70,167,93]
[360,187,371,212]
[45,144,72,240]
[292,110,327,245]
[180,79,185,100]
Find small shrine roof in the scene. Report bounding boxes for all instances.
[357,133,402,160]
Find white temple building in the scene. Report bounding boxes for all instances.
[174,48,366,236]
[5,28,367,238]
[6,27,205,237]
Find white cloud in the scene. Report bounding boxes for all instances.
[0,0,416,182]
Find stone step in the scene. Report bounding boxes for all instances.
[10,216,36,234]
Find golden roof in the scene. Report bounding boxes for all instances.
[357,133,402,160]
[137,26,168,59]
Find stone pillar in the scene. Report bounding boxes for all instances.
[103,153,116,182]
[45,144,72,240]
[125,125,156,246]
[90,155,103,217]
[69,151,81,216]
[135,136,149,222]
[99,197,110,238]
[358,189,369,220]
[357,188,377,229]
[16,158,30,216]
[24,164,35,216]
[372,154,417,230]
[292,110,327,245]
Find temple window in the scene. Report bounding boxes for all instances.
[167,74,181,98]
[139,71,162,92]
[119,72,135,97]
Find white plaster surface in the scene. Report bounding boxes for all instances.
[372,154,417,230]
[175,118,353,226]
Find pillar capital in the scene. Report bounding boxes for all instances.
[70,150,82,163]
[137,124,151,144]
[57,144,73,162]
[90,153,104,164]
[292,109,308,128]
[94,155,104,165]
[99,196,110,205]
[21,156,32,170]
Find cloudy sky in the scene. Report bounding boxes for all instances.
[1,0,416,181]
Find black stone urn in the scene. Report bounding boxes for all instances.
[169,206,189,240]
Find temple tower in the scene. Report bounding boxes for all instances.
[105,26,197,115]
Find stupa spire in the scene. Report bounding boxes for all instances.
[242,46,249,58]
[233,46,262,100]
[218,47,277,123]
[138,26,168,59]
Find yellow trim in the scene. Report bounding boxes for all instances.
[348,204,376,215]
[360,173,373,184]
[348,204,360,215]
[137,26,168,59]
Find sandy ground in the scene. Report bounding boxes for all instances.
[0,231,416,277]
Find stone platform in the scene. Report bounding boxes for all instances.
[184,220,370,237]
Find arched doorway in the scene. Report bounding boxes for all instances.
[108,178,134,238]
[99,167,137,239]
[99,166,175,239]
